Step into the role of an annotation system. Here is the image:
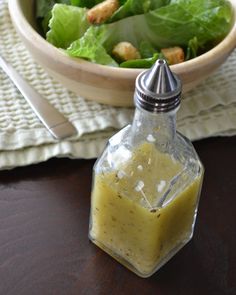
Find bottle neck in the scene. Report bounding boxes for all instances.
[130,106,177,149]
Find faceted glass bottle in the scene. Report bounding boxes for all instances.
[88,60,204,278]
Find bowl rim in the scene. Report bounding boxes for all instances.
[8,0,236,79]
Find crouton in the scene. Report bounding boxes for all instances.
[161,47,185,65]
[112,42,141,62]
[87,0,119,24]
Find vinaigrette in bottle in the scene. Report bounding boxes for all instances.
[89,60,204,277]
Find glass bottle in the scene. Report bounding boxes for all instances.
[88,59,204,278]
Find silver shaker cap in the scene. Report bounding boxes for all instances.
[135,59,182,113]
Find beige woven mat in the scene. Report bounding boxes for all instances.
[0,0,236,170]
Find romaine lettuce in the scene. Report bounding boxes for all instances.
[120,53,161,68]
[66,26,118,66]
[108,0,171,23]
[43,0,233,67]
[36,0,71,34]
[47,4,90,48]
[144,0,233,48]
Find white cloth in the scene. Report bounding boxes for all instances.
[0,0,236,170]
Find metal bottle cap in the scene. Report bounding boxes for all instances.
[135,59,182,113]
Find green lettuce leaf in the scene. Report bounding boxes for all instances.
[66,26,118,66]
[36,0,56,18]
[120,53,161,68]
[144,0,233,48]
[91,0,232,53]
[108,0,170,22]
[36,0,71,35]
[185,37,199,60]
[46,4,90,49]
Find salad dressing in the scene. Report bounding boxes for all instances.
[89,142,202,276]
[88,59,204,277]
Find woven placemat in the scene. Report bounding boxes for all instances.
[0,0,236,170]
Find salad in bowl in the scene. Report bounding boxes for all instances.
[37,0,234,68]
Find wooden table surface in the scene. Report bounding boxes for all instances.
[0,136,235,295]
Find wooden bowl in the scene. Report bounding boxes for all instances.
[9,0,236,106]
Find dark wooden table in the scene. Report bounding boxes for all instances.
[0,136,235,295]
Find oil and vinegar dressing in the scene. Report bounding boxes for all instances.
[89,142,203,277]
